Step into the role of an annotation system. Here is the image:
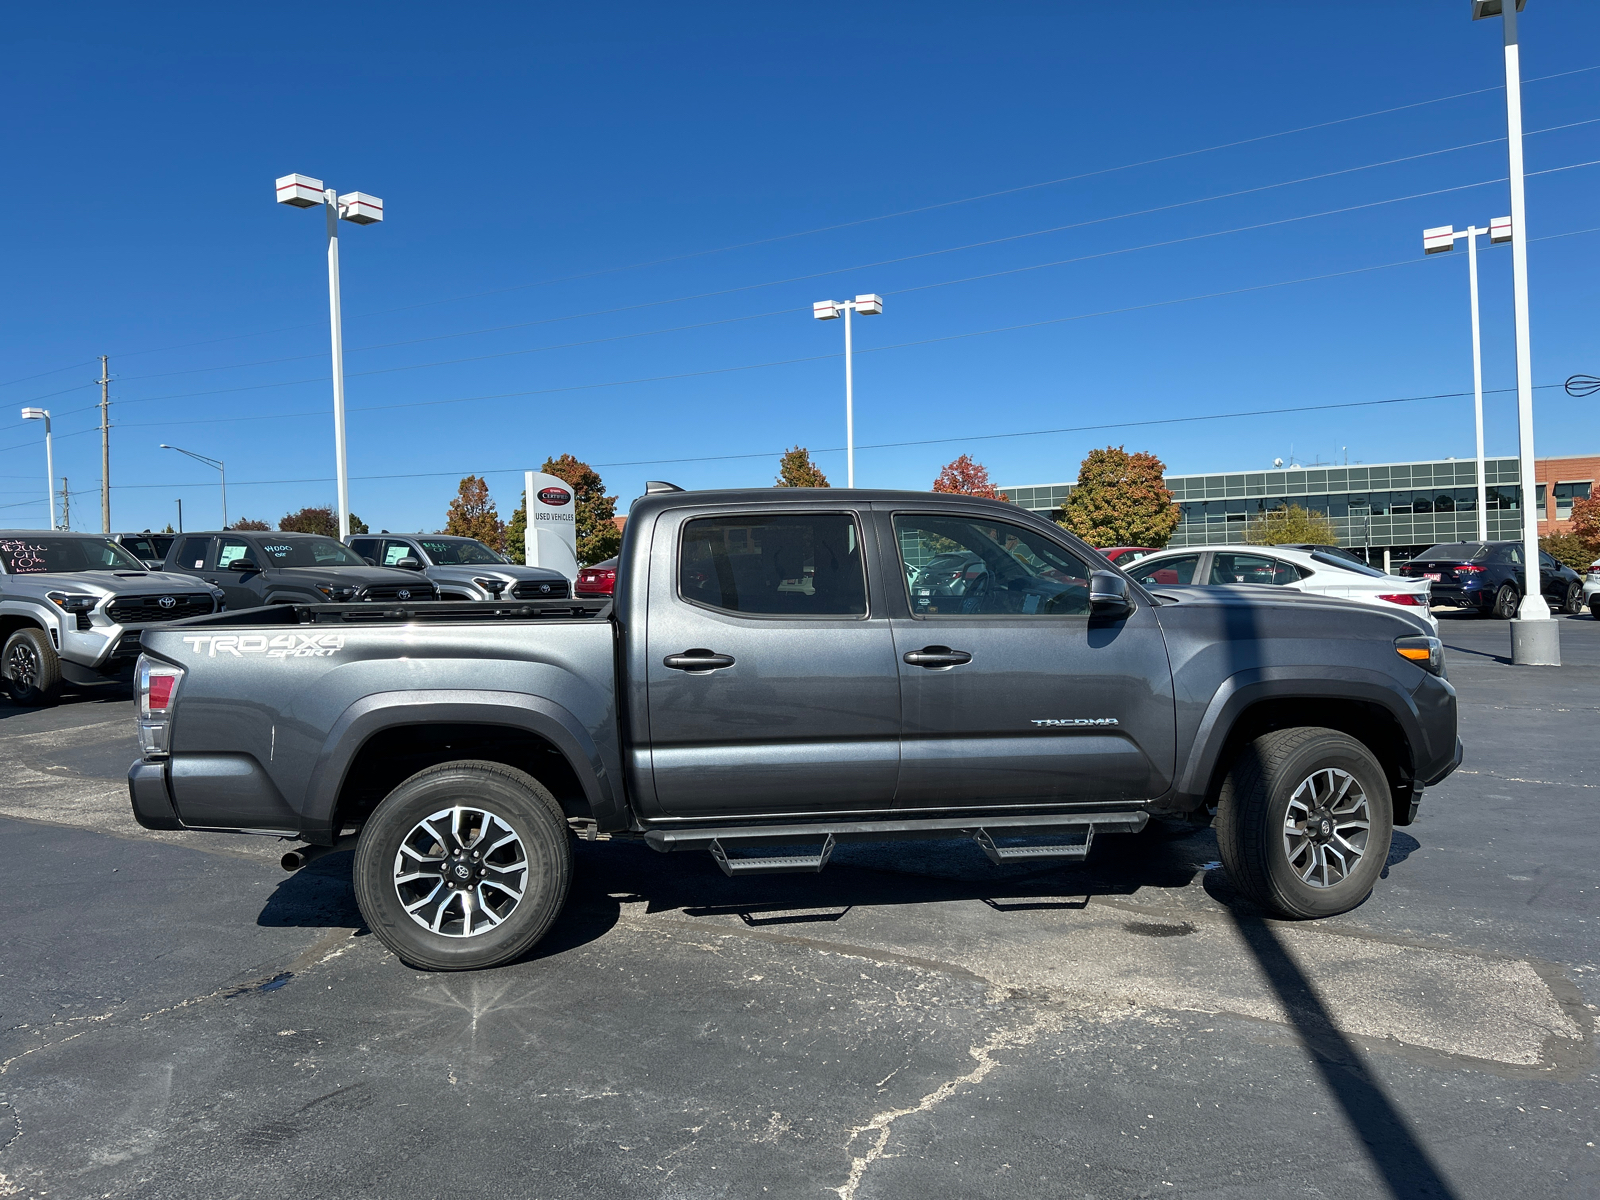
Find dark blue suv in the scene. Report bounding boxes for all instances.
[1399,540,1585,618]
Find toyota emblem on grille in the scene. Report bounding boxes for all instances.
[157,595,177,610]
[397,589,411,600]
[539,583,551,593]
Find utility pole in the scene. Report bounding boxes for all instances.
[98,355,111,533]
[60,478,70,531]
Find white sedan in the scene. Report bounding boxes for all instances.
[1124,544,1438,632]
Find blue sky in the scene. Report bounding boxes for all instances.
[2,2,1599,533]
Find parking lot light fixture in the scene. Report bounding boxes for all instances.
[276,173,384,540]
[20,407,54,529]
[160,444,227,530]
[1474,1,1553,665]
[812,294,883,487]
[1422,217,1511,541]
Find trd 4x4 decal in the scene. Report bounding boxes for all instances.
[181,632,345,659]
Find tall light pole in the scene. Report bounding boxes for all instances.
[20,408,54,529]
[812,294,883,487]
[276,174,383,539]
[160,444,227,530]
[1423,215,1511,541]
[1474,0,1555,664]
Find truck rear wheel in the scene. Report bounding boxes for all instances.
[1214,727,1392,919]
[353,761,572,971]
[3,627,63,706]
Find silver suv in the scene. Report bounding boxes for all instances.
[345,533,570,601]
[0,530,223,704]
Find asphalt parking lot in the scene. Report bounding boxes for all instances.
[2,611,1598,1200]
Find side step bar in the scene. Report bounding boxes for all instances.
[974,825,1093,865]
[643,810,1147,878]
[711,834,836,877]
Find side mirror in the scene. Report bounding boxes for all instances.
[229,558,258,573]
[1089,570,1133,617]
[395,557,422,570]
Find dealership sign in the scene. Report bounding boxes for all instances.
[524,470,578,580]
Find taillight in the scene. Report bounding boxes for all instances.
[1378,593,1426,606]
[136,655,184,758]
[1456,565,1485,574]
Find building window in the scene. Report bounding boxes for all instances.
[1554,481,1591,520]
[1535,483,1546,513]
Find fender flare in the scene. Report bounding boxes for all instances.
[1174,667,1425,805]
[301,688,623,841]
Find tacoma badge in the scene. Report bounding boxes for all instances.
[1031,717,1119,727]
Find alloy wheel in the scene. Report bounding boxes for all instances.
[7,641,38,689]
[392,806,528,938]
[1282,767,1370,889]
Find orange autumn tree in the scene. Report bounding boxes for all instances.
[931,454,1007,500]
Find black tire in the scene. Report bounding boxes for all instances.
[1214,727,1393,920]
[1491,582,1520,620]
[2,627,63,706]
[1562,582,1585,615]
[353,760,572,971]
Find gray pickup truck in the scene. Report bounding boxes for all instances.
[127,486,1461,971]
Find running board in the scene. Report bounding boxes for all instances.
[645,809,1146,852]
[974,825,1093,865]
[710,834,836,877]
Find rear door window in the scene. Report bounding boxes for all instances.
[1210,553,1300,585]
[679,513,867,616]
[174,536,214,570]
[1130,554,1200,587]
[348,537,379,562]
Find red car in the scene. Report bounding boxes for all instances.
[576,557,618,597]
[1101,546,1157,566]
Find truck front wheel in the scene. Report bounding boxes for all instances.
[3,627,63,706]
[1214,727,1393,919]
[353,761,572,971]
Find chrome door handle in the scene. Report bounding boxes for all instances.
[903,646,972,668]
[664,649,736,673]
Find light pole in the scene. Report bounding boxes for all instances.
[1423,215,1511,541]
[20,408,54,529]
[812,295,883,487]
[276,174,383,539]
[1474,0,1555,663]
[160,444,227,530]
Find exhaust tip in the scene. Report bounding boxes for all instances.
[280,849,309,872]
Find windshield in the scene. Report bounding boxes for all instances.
[0,535,147,574]
[255,537,368,568]
[1310,550,1386,578]
[417,538,503,566]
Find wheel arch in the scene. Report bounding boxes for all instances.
[1177,672,1423,823]
[308,691,624,844]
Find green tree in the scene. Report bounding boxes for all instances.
[229,518,271,531]
[278,507,366,536]
[444,475,505,549]
[503,499,527,565]
[932,454,1007,499]
[1056,446,1180,548]
[1541,533,1595,571]
[542,454,622,566]
[775,447,829,488]
[1246,504,1338,546]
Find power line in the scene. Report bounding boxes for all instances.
[6,219,1598,454]
[54,382,1563,498]
[7,62,1597,393]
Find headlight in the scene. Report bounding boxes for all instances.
[315,584,362,601]
[47,591,98,613]
[136,655,184,758]
[471,576,506,597]
[1395,635,1444,676]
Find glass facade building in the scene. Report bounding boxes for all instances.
[1002,456,1524,560]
